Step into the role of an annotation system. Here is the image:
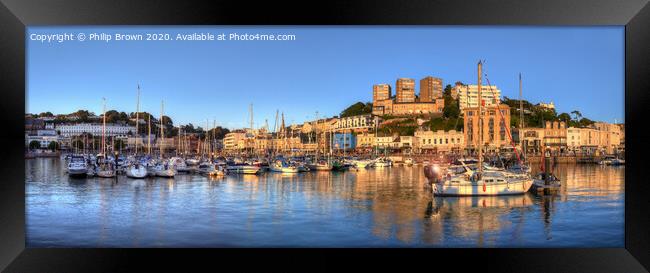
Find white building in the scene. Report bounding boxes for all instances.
[375,136,399,148]
[457,84,501,110]
[537,101,555,110]
[26,135,59,148]
[56,123,136,137]
[414,129,464,152]
[335,114,380,131]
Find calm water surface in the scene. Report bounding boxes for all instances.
[26,158,624,247]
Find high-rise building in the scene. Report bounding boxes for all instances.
[373,84,391,102]
[457,84,501,109]
[395,78,415,103]
[419,76,443,102]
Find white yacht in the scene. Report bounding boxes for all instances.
[426,163,533,196]
[126,161,148,179]
[154,160,176,177]
[67,155,88,178]
[269,159,300,173]
[372,157,392,168]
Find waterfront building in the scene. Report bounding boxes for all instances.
[373,84,392,101]
[419,76,443,102]
[398,136,417,152]
[335,114,381,132]
[56,123,136,137]
[356,132,375,151]
[520,128,545,155]
[375,135,400,149]
[519,121,567,155]
[223,131,247,151]
[543,121,568,154]
[457,84,501,110]
[395,78,416,103]
[333,133,356,150]
[567,122,622,155]
[414,129,464,153]
[25,135,60,149]
[463,104,511,151]
[594,122,622,154]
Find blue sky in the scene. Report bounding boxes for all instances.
[27,26,624,129]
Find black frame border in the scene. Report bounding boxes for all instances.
[0,0,648,272]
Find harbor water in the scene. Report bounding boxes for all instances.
[26,158,624,247]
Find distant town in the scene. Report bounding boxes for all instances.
[25,75,624,160]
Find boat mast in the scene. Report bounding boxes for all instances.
[519,73,524,159]
[147,114,151,156]
[135,84,140,155]
[313,111,320,158]
[159,100,164,158]
[478,61,483,173]
[102,97,106,156]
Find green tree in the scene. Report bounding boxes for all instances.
[39,111,54,117]
[443,84,452,97]
[340,102,373,117]
[208,126,231,139]
[48,141,59,151]
[558,112,571,123]
[571,110,582,122]
[71,110,94,122]
[29,140,41,150]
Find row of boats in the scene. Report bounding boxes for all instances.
[64,153,400,179]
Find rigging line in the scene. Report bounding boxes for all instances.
[483,73,522,165]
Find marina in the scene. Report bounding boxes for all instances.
[26,157,623,247]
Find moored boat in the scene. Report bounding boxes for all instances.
[67,155,88,178]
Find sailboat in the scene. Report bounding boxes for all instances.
[126,85,147,178]
[425,61,533,196]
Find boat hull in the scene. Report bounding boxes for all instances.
[96,170,116,178]
[432,179,533,196]
[227,165,261,174]
[67,168,88,178]
[126,166,148,178]
[155,169,176,177]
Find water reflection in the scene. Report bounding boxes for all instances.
[26,158,624,247]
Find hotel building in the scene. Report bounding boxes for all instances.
[56,123,136,137]
[457,84,502,110]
